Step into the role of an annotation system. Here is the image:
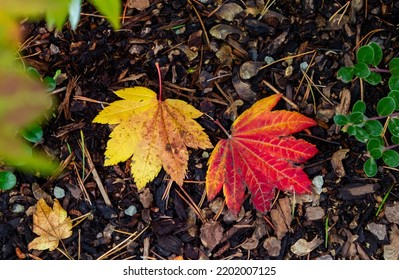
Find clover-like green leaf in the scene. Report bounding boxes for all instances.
[354,127,369,143]
[364,157,378,177]
[389,76,399,91]
[382,150,399,167]
[392,135,399,145]
[389,58,399,76]
[0,171,17,191]
[364,120,383,136]
[388,90,399,110]
[352,100,366,113]
[353,62,371,78]
[337,66,354,83]
[388,117,399,137]
[368,42,382,67]
[364,72,382,85]
[333,114,349,126]
[346,125,357,136]
[367,138,383,159]
[357,45,374,65]
[347,112,365,125]
[377,96,396,116]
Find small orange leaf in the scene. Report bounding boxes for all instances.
[93,87,212,189]
[206,94,318,215]
[28,198,72,251]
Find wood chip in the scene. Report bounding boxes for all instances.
[305,206,325,221]
[263,236,281,257]
[339,184,380,200]
[200,220,224,251]
[270,197,292,239]
[127,0,150,10]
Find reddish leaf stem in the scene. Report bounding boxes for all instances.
[214,119,231,138]
[155,62,163,101]
[369,67,390,73]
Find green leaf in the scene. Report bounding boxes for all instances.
[347,126,357,136]
[382,150,399,167]
[369,148,383,159]
[367,138,383,159]
[364,157,378,177]
[368,42,382,67]
[347,112,365,125]
[388,117,399,137]
[388,90,399,110]
[20,123,43,143]
[45,1,70,30]
[353,62,371,78]
[352,100,366,113]
[26,67,41,80]
[389,58,399,76]
[364,72,382,85]
[89,0,121,29]
[0,71,57,174]
[389,76,399,91]
[69,0,82,30]
[0,171,17,191]
[337,67,354,83]
[367,137,383,151]
[43,76,56,92]
[364,120,383,136]
[357,45,374,65]
[333,114,349,126]
[392,135,399,144]
[377,96,396,116]
[354,127,369,143]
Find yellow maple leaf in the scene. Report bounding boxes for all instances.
[28,198,72,251]
[93,87,212,189]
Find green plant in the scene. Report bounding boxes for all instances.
[334,42,399,177]
[0,171,16,190]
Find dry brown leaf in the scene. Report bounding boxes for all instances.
[28,198,72,251]
[232,73,256,103]
[290,236,323,256]
[385,203,399,224]
[331,148,349,177]
[239,61,263,80]
[384,224,399,260]
[215,3,243,21]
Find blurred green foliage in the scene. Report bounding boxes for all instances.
[0,0,120,182]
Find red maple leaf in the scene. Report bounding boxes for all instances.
[206,94,318,215]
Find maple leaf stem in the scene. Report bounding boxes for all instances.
[214,119,231,138]
[155,62,163,101]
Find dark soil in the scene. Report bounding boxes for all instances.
[2,0,399,260]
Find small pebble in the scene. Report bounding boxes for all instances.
[12,204,25,213]
[124,205,138,216]
[306,206,325,221]
[54,186,65,199]
[312,175,324,194]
